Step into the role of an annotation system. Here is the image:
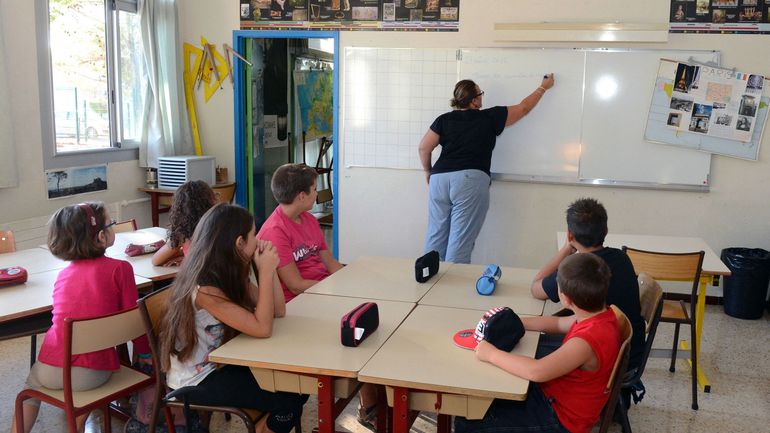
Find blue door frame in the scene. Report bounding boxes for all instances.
[232,30,340,258]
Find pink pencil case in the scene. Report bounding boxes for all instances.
[340,302,379,347]
[125,240,166,257]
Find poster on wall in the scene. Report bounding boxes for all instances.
[670,0,770,34]
[46,165,108,200]
[664,61,765,142]
[240,0,459,30]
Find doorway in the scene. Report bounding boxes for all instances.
[232,30,339,256]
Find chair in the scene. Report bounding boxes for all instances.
[14,307,154,433]
[113,219,138,233]
[137,288,261,433]
[614,272,664,433]
[0,230,16,253]
[597,305,633,433]
[622,246,704,410]
[212,183,237,204]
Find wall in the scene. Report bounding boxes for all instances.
[0,0,150,230]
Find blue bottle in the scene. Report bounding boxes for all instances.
[476,264,502,296]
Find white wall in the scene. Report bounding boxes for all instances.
[0,0,149,227]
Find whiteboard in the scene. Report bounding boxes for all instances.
[343,47,719,190]
[458,49,585,179]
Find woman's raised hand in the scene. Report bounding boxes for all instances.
[541,73,555,90]
[254,239,280,272]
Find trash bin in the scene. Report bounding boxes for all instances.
[721,248,770,320]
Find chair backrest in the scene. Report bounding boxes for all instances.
[213,183,236,204]
[598,305,633,433]
[65,307,146,357]
[137,287,171,387]
[0,230,16,253]
[625,273,664,385]
[113,219,138,233]
[622,246,705,304]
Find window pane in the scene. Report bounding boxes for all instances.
[118,10,145,143]
[50,0,111,152]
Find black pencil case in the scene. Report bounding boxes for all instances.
[341,302,379,347]
[415,250,439,283]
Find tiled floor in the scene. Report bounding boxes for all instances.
[1,304,768,433]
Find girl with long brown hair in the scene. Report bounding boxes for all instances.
[159,204,306,433]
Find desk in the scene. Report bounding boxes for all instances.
[139,182,235,227]
[106,228,178,282]
[0,247,68,275]
[358,305,539,433]
[420,264,545,315]
[557,232,730,392]
[306,256,453,303]
[209,293,414,433]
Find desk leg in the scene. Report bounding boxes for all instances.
[316,375,335,433]
[437,414,451,433]
[149,192,160,227]
[681,276,711,393]
[392,387,410,433]
[30,335,37,367]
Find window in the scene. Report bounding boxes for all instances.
[38,0,145,168]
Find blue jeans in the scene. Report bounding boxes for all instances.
[454,384,569,433]
[424,169,490,264]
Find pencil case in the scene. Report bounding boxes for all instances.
[476,264,502,296]
[125,240,166,257]
[415,250,439,283]
[340,302,379,347]
[0,266,28,287]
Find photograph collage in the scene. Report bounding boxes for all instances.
[666,62,765,142]
[240,0,460,29]
[670,0,770,29]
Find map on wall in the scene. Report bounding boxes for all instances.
[670,0,770,34]
[294,70,333,141]
[240,0,459,31]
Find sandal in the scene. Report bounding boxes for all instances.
[356,403,377,432]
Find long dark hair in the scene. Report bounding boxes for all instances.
[159,204,256,371]
[450,79,478,109]
[167,180,216,249]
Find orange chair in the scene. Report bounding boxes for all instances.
[113,219,138,233]
[0,230,16,253]
[597,305,633,433]
[14,307,154,433]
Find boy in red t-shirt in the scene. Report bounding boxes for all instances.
[455,253,623,433]
[257,163,343,303]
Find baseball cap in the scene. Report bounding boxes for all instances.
[453,307,525,352]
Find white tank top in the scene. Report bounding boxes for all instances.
[166,287,225,389]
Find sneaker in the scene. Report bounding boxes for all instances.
[356,403,377,432]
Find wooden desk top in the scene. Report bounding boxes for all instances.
[0,248,68,275]
[557,232,731,276]
[139,182,235,194]
[358,305,538,401]
[0,269,151,324]
[306,256,453,303]
[209,293,415,378]
[106,228,178,281]
[420,264,545,315]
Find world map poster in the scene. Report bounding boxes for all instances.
[294,70,333,141]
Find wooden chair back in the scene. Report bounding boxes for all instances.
[597,305,632,433]
[0,230,16,253]
[67,307,146,356]
[113,219,138,233]
[213,183,236,204]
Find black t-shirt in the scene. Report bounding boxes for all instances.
[543,247,646,370]
[429,106,507,176]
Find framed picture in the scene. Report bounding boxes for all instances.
[46,164,108,200]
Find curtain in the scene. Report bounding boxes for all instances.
[137,0,193,168]
[0,15,18,188]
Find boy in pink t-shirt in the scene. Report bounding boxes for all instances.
[257,163,343,302]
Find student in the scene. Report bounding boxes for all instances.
[531,197,645,372]
[159,204,306,433]
[257,163,343,302]
[152,180,217,266]
[455,253,622,433]
[13,202,150,433]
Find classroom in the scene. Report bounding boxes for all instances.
[1,0,769,432]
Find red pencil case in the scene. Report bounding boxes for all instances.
[0,266,28,287]
[125,240,166,257]
[340,302,379,347]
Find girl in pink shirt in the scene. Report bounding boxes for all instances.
[13,202,150,433]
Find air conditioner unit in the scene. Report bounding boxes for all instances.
[157,156,216,189]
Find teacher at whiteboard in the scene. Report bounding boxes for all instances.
[419,74,554,263]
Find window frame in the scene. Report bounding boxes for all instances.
[36,0,140,170]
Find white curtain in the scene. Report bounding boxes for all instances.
[0,15,18,188]
[138,0,194,168]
